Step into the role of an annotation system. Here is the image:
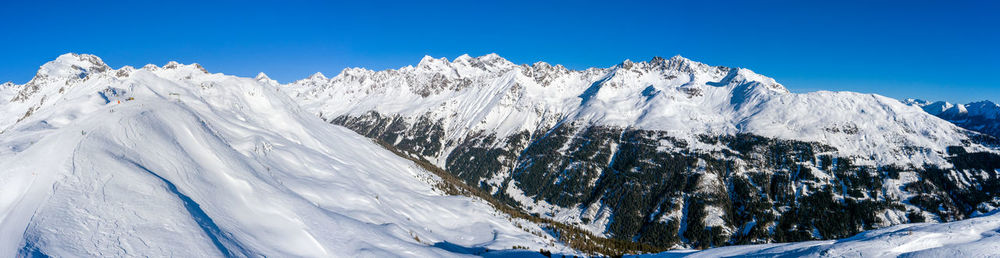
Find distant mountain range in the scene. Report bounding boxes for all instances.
[904,99,1000,139]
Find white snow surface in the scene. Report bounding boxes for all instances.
[0,54,571,257]
[288,54,986,168]
[646,211,1000,257]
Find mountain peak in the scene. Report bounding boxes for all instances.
[164,61,181,68]
[667,54,698,65]
[473,53,515,70]
[478,53,503,61]
[621,59,634,67]
[669,54,689,61]
[531,61,553,68]
[308,72,327,81]
[641,54,708,75]
[255,72,279,86]
[35,53,111,80]
[454,54,473,62]
[417,55,448,67]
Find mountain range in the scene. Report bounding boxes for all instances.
[286,53,1000,249]
[1,53,999,256]
[904,99,1000,139]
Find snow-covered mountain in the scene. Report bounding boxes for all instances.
[287,54,1000,249]
[905,99,1000,139]
[3,53,999,256]
[0,54,573,257]
[289,54,988,167]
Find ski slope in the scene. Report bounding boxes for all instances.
[0,54,569,257]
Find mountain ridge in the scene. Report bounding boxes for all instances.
[286,53,1000,249]
[904,98,1000,139]
[288,53,990,167]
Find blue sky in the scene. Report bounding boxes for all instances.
[1,0,997,103]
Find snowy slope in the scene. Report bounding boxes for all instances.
[648,211,1000,257]
[0,54,570,257]
[289,54,987,168]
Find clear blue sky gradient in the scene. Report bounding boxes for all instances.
[1,0,997,103]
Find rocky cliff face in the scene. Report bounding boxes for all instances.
[288,54,1000,248]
